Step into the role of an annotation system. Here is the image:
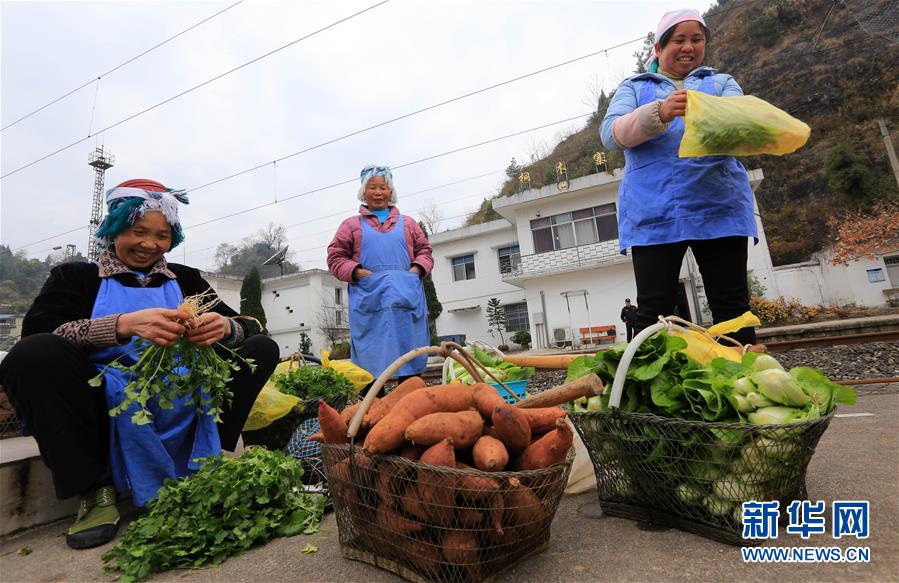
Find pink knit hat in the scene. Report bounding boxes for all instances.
[646,9,708,72]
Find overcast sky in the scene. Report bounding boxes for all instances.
[1,0,713,271]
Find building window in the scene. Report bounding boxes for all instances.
[885,256,899,287]
[335,288,342,305]
[530,204,618,253]
[504,302,529,332]
[866,268,885,283]
[452,254,476,281]
[335,308,342,326]
[498,245,521,274]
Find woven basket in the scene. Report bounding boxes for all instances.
[570,318,835,546]
[322,444,573,583]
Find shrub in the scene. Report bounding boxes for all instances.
[511,330,532,346]
[329,341,350,360]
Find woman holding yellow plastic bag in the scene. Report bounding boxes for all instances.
[600,9,760,345]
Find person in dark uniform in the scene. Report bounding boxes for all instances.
[621,298,638,342]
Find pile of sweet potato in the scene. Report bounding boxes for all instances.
[315,378,574,581]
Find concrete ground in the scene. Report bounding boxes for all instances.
[1,388,897,583]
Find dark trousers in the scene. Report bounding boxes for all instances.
[625,322,637,342]
[0,333,278,500]
[630,237,757,346]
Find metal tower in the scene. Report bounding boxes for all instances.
[87,147,114,261]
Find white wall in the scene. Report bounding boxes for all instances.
[204,270,349,358]
[430,220,527,345]
[773,248,898,308]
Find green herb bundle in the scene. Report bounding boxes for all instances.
[693,118,780,155]
[273,366,355,402]
[102,448,325,582]
[89,291,255,426]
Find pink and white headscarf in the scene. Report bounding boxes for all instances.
[646,9,708,73]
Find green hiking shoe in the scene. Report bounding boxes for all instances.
[65,486,120,549]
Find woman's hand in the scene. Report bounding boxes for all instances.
[659,89,688,123]
[353,267,373,280]
[116,307,189,346]
[409,265,423,277]
[185,312,232,347]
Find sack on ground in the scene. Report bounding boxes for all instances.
[679,90,810,157]
[321,350,373,391]
[243,383,301,431]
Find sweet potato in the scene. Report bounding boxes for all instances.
[308,431,324,443]
[456,471,500,502]
[442,530,480,581]
[487,491,505,535]
[399,486,430,521]
[513,417,573,471]
[520,407,568,433]
[378,500,426,536]
[472,435,509,471]
[417,438,456,526]
[364,376,428,427]
[456,507,484,528]
[339,401,365,427]
[405,410,484,448]
[399,443,426,460]
[472,382,507,420]
[491,405,531,455]
[363,384,476,454]
[319,400,349,444]
[504,477,545,538]
[396,538,442,577]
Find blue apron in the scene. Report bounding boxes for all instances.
[90,276,220,507]
[348,215,429,378]
[617,74,757,252]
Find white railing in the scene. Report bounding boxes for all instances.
[501,239,626,280]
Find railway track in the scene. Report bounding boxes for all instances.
[763,329,899,351]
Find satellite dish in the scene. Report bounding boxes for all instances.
[262,246,289,275]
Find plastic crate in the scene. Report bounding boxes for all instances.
[487,380,527,403]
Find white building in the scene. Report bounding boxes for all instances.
[429,168,774,349]
[773,246,899,308]
[204,269,349,358]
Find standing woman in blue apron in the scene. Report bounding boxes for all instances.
[600,9,758,345]
[0,179,278,549]
[327,165,433,388]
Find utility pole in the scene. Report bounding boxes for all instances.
[87,147,114,261]
[877,119,899,192]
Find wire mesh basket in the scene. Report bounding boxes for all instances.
[569,318,836,545]
[571,411,832,545]
[322,443,573,583]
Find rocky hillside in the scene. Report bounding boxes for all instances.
[467,0,899,266]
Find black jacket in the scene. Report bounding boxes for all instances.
[22,261,246,339]
[620,305,637,324]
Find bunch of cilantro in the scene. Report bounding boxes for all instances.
[102,448,325,582]
[273,366,355,402]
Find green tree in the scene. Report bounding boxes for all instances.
[825,142,875,203]
[485,297,506,346]
[215,223,301,278]
[298,332,312,354]
[0,245,62,313]
[505,157,522,180]
[239,267,267,333]
[632,32,655,74]
[418,221,443,337]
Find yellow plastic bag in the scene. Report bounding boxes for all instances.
[669,311,762,365]
[679,91,810,157]
[243,384,300,431]
[321,350,372,391]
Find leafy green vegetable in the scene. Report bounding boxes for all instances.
[693,117,780,154]
[273,366,355,402]
[102,448,325,583]
[90,338,254,426]
[750,368,810,407]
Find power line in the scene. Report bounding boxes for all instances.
[183,112,590,230]
[14,114,585,254]
[186,35,646,193]
[181,170,505,259]
[0,0,390,180]
[1,0,246,132]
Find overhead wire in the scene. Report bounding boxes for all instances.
[0,0,391,180]
[1,0,246,132]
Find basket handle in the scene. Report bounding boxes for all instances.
[607,315,747,410]
[513,373,603,409]
[346,342,485,439]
